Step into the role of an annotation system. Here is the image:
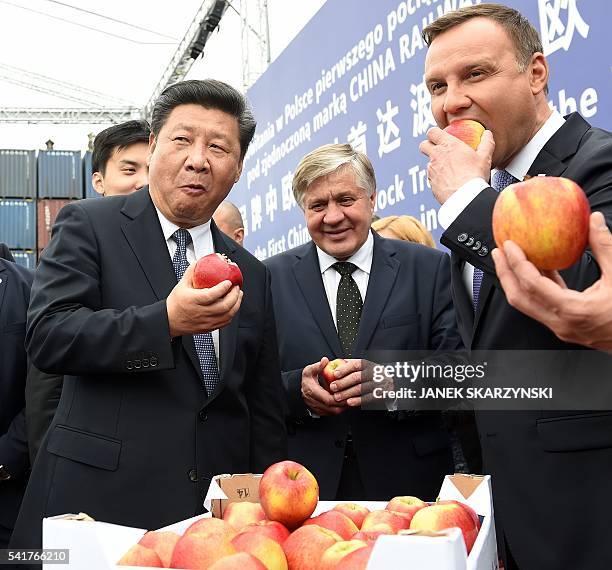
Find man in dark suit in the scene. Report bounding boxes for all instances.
[420,5,612,569]
[11,80,287,552]
[0,255,33,548]
[265,143,462,502]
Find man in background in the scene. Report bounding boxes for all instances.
[25,120,152,463]
[213,200,245,246]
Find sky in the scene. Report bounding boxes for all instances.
[0,0,326,151]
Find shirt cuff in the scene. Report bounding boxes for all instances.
[438,178,489,229]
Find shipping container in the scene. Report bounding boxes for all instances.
[0,149,37,198]
[10,249,36,269]
[37,150,83,199]
[0,199,36,249]
[82,151,100,199]
[37,198,72,251]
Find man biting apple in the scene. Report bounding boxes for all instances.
[264,143,462,502]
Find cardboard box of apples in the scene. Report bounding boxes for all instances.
[42,461,496,569]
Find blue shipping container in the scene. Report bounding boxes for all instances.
[0,199,36,249]
[10,250,36,269]
[38,150,83,199]
[82,151,100,199]
[0,149,37,198]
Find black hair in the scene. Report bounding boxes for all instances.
[150,79,256,159]
[92,120,151,174]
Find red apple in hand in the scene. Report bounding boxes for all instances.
[322,358,346,385]
[492,176,590,270]
[444,119,485,150]
[193,253,243,288]
[259,460,319,530]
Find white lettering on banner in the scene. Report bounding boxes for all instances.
[260,121,312,178]
[238,204,248,236]
[549,87,598,118]
[281,171,296,212]
[253,245,267,260]
[315,23,385,104]
[265,184,278,222]
[538,0,589,56]
[397,19,428,63]
[408,164,431,195]
[349,47,396,103]
[410,76,436,137]
[312,92,348,132]
[347,121,368,154]
[267,236,286,257]
[376,99,402,157]
[250,195,263,233]
[244,122,275,161]
[288,224,311,248]
[374,174,406,212]
[246,158,260,190]
[420,203,439,231]
[284,89,314,124]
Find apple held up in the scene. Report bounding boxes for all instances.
[444,119,485,150]
[193,253,243,289]
[322,358,347,386]
[259,460,319,530]
[492,176,590,270]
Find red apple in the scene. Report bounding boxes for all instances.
[208,552,267,570]
[319,540,368,570]
[259,460,319,530]
[385,496,427,524]
[335,545,373,570]
[303,511,359,540]
[183,517,237,540]
[241,520,291,545]
[193,252,243,289]
[409,502,479,554]
[231,532,288,570]
[332,503,370,529]
[444,119,485,150]
[117,544,163,567]
[138,530,180,567]
[223,501,267,531]
[282,525,342,570]
[170,532,237,568]
[437,500,481,530]
[322,358,346,385]
[360,510,411,534]
[492,176,590,270]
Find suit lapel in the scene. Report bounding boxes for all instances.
[293,243,343,357]
[211,222,239,400]
[354,234,400,354]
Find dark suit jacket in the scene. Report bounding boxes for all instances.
[441,113,612,570]
[10,188,287,551]
[0,259,33,544]
[0,243,15,262]
[264,232,462,501]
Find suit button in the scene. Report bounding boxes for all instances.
[188,469,198,482]
[198,411,208,422]
[458,233,468,243]
[471,240,481,250]
[478,246,489,257]
[126,361,133,370]
[150,357,158,367]
[334,439,344,448]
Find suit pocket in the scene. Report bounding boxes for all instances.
[536,412,612,452]
[47,424,121,471]
[381,314,420,328]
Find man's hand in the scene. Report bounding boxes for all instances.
[327,359,393,407]
[166,262,242,338]
[492,211,612,351]
[301,357,347,416]
[419,127,494,204]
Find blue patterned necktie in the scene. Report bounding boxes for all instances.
[333,262,363,358]
[472,170,519,311]
[171,229,220,395]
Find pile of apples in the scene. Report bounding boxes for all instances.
[117,460,480,569]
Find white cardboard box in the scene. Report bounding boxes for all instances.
[43,474,497,569]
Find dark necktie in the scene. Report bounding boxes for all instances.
[472,169,519,310]
[171,229,220,395]
[333,262,363,358]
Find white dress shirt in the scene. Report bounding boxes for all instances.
[316,231,374,328]
[437,110,566,301]
[155,206,220,359]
